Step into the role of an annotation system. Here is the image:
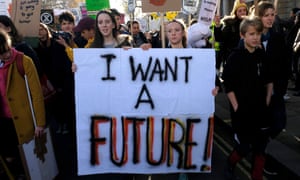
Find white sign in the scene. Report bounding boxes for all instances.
[74,48,215,175]
[198,0,218,25]
[128,0,136,13]
[20,128,58,180]
[0,0,10,16]
[183,0,200,14]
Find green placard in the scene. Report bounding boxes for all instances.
[86,0,110,19]
[86,0,110,11]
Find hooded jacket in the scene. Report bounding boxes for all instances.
[2,49,46,144]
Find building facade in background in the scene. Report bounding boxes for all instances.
[222,0,300,19]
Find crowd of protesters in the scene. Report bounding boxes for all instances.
[1,0,300,179]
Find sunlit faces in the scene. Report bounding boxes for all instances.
[38,25,48,41]
[241,26,262,52]
[166,21,185,47]
[0,22,10,32]
[114,15,121,29]
[60,20,75,32]
[0,46,11,61]
[236,6,248,19]
[97,13,116,37]
[131,23,140,35]
[261,8,275,29]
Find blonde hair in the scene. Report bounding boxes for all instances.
[240,15,263,35]
[230,0,248,16]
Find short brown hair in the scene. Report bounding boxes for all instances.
[58,11,75,24]
[255,1,274,17]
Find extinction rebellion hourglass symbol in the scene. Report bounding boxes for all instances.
[150,0,166,6]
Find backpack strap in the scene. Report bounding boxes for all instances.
[16,52,25,77]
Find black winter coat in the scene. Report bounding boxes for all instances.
[262,28,290,96]
[222,42,272,130]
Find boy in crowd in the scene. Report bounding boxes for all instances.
[222,16,273,180]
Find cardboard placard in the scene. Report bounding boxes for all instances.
[11,0,41,37]
[142,0,181,13]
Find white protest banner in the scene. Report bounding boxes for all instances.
[198,0,218,26]
[74,48,215,175]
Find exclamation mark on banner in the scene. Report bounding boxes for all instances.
[203,116,214,161]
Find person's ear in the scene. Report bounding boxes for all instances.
[240,32,244,38]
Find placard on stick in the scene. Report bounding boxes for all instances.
[11,0,41,37]
[142,0,181,13]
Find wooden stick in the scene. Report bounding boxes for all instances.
[160,12,166,48]
[254,0,258,15]
[274,0,278,13]
[217,0,221,16]
[130,13,134,35]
